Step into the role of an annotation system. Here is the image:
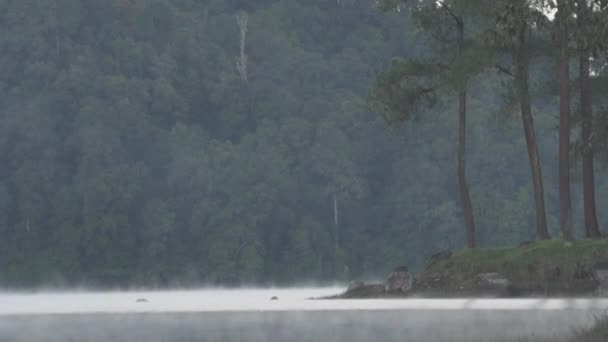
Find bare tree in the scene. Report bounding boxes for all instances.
[236,12,249,83]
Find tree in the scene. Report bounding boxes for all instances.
[373,0,489,248]
[3,0,607,288]
[490,0,551,240]
[575,0,606,239]
[556,0,574,240]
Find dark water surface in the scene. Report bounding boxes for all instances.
[0,310,603,342]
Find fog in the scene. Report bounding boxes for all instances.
[1,289,607,342]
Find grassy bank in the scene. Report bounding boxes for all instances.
[417,239,608,297]
[335,239,608,298]
[433,239,608,271]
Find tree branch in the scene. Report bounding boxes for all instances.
[495,64,514,77]
[436,0,462,25]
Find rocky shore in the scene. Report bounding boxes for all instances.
[328,239,608,299]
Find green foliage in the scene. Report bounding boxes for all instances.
[369,59,438,124]
[443,239,608,268]
[0,0,606,288]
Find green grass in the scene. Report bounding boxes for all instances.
[431,239,608,272]
[422,239,608,296]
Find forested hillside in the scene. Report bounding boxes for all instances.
[0,0,606,287]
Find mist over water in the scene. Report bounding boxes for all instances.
[0,289,607,342]
[0,288,342,315]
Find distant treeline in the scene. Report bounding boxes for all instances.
[0,0,606,288]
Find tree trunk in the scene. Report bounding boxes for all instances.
[457,22,475,248]
[580,55,601,238]
[514,30,550,240]
[459,89,475,248]
[333,194,339,250]
[557,0,573,240]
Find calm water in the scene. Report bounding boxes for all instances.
[0,289,607,342]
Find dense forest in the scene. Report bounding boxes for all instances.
[0,0,606,288]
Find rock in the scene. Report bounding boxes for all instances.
[592,262,608,296]
[542,265,561,281]
[347,281,365,292]
[340,282,385,298]
[573,262,593,280]
[519,241,534,247]
[526,264,536,274]
[393,266,409,272]
[136,298,148,303]
[477,273,510,295]
[430,251,452,265]
[593,262,608,282]
[478,273,510,286]
[385,266,413,293]
[270,296,279,301]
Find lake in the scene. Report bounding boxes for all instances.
[0,288,606,342]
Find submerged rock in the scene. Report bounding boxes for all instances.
[270,296,279,301]
[385,266,413,293]
[136,298,149,303]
